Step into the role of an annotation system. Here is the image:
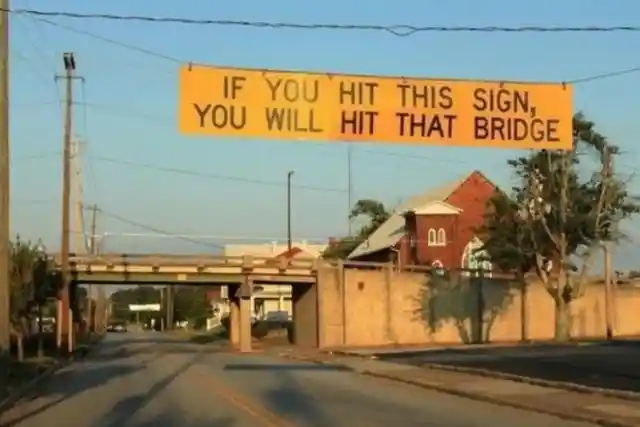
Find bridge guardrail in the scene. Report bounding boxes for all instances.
[49,252,321,271]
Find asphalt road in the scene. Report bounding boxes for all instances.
[0,333,598,427]
[375,342,640,392]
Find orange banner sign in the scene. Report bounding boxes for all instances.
[178,64,573,150]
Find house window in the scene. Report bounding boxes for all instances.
[427,228,437,246]
[427,228,446,246]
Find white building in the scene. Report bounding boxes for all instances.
[223,241,327,321]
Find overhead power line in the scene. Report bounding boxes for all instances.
[30,14,640,86]
[88,206,224,250]
[7,8,640,36]
[90,155,348,194]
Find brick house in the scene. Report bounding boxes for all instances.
[347,170,498,271]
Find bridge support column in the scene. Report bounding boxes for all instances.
[229,298,240,347]
[239,297,252,353]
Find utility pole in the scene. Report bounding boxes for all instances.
[71,137,85,255]
[287,170,294,252]
[84,204,97,333]
[55,52,83,353]
[0,0,10,355]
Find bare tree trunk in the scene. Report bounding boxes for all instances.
[519,270,529,342]
[554,292,572,341]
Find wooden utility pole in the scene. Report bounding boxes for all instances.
[55,53,83,353]
[0,0,9,355]
[71,137,85,255]
[84,204,97,333]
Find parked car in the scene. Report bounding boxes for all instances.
[107,321,128,332]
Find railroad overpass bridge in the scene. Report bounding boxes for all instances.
[50,252,322,352]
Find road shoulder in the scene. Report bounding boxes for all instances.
[0,332,105,415]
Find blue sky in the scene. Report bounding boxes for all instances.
[9,0,640,268]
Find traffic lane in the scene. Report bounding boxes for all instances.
[202,352,597,427]
[380,344,640,392]
[0,336,263,427]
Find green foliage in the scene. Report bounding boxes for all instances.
[479,113,640,340]
[481,113,639,278]
[110,285,213,328]
[172,286,212,327]
[477,192,536,274]
[110,286,161,321]
[322,198,391,259]
[9,236,60,329]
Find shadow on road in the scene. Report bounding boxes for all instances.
[97,351,206,427]
[130,415,238,427]
[261,369,333,427]
[377,340,640,393]
[224,363,351,372]
[2,362,142,427]
[92,337,225,362]
[225,361,431,426]
[225,363,333,427]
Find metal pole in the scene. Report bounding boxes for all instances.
[287,171,294,252]
[0,0,10,354]
[347,144,353,236]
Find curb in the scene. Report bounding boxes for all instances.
[327,350,640,402]
[420,362,640,402]
[279,353,635,427]
[0,334,105,414]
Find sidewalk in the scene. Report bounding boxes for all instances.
[274,348,640,427]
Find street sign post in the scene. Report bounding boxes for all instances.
[178,64,573,150]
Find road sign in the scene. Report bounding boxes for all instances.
[128,304,160,312]
[178,64,573,149]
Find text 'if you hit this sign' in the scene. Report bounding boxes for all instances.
[178,64,573,149]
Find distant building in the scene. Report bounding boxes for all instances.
[220,242,327,321]
[347,170,498,272]
[223,241,327,259]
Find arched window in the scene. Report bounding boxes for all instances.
[427,228,437,245]
[437,228,446,245]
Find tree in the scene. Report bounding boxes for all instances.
[110,286,161,322]
[480,113,639,341]
[172,286,212,329]
[477,192,537,341]
[323,198,391,259]
[8,237,60,360]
